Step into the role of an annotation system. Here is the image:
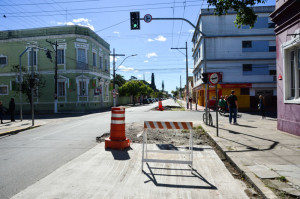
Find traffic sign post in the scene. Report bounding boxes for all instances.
[209,73,220,137]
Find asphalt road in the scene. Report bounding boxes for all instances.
[0,99,204,199]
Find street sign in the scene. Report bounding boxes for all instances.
[209,73,219,85]
[112,89,116,94]
[144,14,152,23]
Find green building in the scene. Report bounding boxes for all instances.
[0,25,112,113]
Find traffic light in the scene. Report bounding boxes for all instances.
[201,73,208,84]
[130,12,140,30]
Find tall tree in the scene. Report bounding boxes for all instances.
[207,0,267,28]
[150,73,156,91]
[119,80,153,105]
[112,74,126,87]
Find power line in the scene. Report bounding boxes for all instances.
[2,4,203,18]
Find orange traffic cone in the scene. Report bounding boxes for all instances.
[105,107,130,150]
[157,100,164,111]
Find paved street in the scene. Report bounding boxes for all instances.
[2,99,300,198]
[0,100,210,199]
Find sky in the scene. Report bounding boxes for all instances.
[0,0,275,93]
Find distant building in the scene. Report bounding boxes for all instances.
[270,0,300,136]
[0,25,111,113]
[192,6,276,110]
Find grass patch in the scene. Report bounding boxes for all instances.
[276,176,287,182]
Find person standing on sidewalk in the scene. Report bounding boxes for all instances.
[9,98,15,122]
[227,90,238,125]
[0,101,4,124]
[258,95,265,119]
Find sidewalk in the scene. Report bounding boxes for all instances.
[185,101,300,198]
[0,119,46,137]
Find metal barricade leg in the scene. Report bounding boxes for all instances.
[142,130,145,172]
[145,129,148,159]
[190,129,193,172]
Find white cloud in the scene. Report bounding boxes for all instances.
[118,65,134,72]
[188,68,193,73]
[146,52,158,58]
[155,35,167,42]
[145,72,151,74]
[113,31,120,34]
[184,58,191,62]
[147,38,155,42]
[57,18,94,31]
[137,74,142,78]
[110,56,118,63]
[144,60,149,63]
[189,29,194,34]
[134,70,139,73]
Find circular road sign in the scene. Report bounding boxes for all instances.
[209,73,219,85]
[112,89,116,94]
[144,14,152,23]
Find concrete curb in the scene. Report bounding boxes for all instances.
[0,125,41,137]
[202,127,269,198]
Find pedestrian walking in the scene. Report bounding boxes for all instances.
[258,95,265,119]
[0,101,4,124]
[9,98,15,122]
[189,97,192,110]
[227,90,238,125]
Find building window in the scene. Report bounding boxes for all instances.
[0,85,8,95]
[268,23,275,28]
[243,64,252,72]
[285,48,300,102]
[57,82,65,97]
[28,50,37,66]
[79,81,87,96]
[240,88,250,95]
[99,56,103,69]
[0,56,7,66]
[57,49,64,65]
[105,59,108,71]
[242,41,252,48]
[93,52,97,67]
[269,46,276,52]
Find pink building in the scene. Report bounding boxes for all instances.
[270,0,300,135]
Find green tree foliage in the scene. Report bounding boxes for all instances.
[11,65,46,105]
[112,74,126,87]
[171,90,179,98]
[207,0,266,28]
[119,80,153,105]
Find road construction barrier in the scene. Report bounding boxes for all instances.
[141,121,193,172]
[105,107,130,150]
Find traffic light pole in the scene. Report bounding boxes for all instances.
[145,17,207,118]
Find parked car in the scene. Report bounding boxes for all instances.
[143,99,150,104]
[148,98,153,103]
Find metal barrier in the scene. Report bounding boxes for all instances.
[141,121,193,172]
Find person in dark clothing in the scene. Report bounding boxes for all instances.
[258,95,265,119]
[0,101,4,124]
[227,90,238,124]
[9,98,15,122]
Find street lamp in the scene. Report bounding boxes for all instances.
[112,52,137,107]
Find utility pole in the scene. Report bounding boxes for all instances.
[171,41,189,109]
[111,48,125,107]
[180,75,181,100]
[46,40,58,113]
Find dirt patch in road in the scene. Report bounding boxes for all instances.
[97,122,209,146]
